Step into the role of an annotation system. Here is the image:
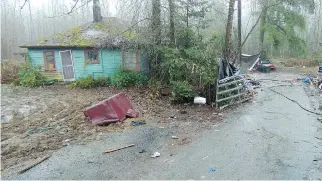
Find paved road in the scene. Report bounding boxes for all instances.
[10,73,322,180]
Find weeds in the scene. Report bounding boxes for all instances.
[68,75,109,89]
[111,70,148,89]
[1,60,20,84]
[13,62,47,87]
[170,81,194,103]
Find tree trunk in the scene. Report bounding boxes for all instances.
[168,0,175,46]
[237,0,241,65]
[152,0,162,45]
[186,1,189,28]
[93,0,102,22]
[259,1,268,51]
[224,0,235,62]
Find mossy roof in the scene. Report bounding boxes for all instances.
[20,17,138,49]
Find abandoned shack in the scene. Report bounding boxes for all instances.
[19,17,148,81]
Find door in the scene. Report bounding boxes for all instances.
[60,50,75,81]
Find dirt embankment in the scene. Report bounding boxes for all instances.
[1,85,223,172]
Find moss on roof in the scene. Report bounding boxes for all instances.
[21,17,138,48]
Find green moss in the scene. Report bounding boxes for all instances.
[50,26,94,46]
[123,31,137,40]
[39,39,47,44]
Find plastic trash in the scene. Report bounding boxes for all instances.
[208,168,216,172]
[194,97,206,104]
[151,152,160,158]
[171,136,179,139]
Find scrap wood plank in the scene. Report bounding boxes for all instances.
[18,155,51,174]
[104,144,135,153]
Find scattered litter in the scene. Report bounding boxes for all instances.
[171,136,179,139]
[18,155,51,174]
[159,127,165,129]
[170,115,176,119]
[180,110,187,114]
[104,144,135,153]
[317,117,322,122]
[139,149,146,153]
[151,152,161,158]
[208,168,216,172]
[214,130,219,132]
[218,113,224,116]
[202,156,209,160]
[194,97,206,104]
[131,120,146,126]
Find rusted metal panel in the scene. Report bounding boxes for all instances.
[84,92,138,125]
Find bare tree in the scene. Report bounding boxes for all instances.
[224,0,236,62]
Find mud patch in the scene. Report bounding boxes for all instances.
[1,85,223,174]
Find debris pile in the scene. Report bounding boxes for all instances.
[298,76,322,90]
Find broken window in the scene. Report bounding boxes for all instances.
[43,51,56,71]
[84,49,100,64]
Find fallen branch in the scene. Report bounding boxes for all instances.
[18,155,51,174]
[269,88,322,116]
[104,144,135,153]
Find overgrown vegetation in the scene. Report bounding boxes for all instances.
[12,62,47,87]
[170,81,194,103]
[146,28,220,103]
[111,70,148,89]
[69,75,109,89]
[1,60,20,84]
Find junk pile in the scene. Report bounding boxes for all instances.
[216,59,259,109]
[298,76,322,90]
[84,92,139,125]
[241,53,276,73]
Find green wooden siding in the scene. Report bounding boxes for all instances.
[27,48,147,81]
[28,49,63,72]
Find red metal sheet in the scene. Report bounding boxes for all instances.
[84,92,139,125]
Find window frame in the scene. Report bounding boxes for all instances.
[84,49,100,65]
[43,50,56,71]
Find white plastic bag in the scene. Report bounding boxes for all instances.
[194,97,206,104]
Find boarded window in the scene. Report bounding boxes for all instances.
[43,51,56,71]
[84,49,100,64]
[123,50,137,71]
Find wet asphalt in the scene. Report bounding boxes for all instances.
[7,74,322,180]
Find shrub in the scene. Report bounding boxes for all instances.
[94,76,110,87]
[111,70,148,89]
[13,62,47,87]
[69,75,109,89]
[1,60,20,84]
[170,81,194,103]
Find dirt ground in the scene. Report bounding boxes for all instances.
[1,84,223,173]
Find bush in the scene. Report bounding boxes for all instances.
[13,62,47,87]
[69,75,109,89]
[1,60,20,84]
[94,76,110,87]
[170,81,194,103]
[111,70,148,89]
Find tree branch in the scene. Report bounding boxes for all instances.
[47,0,92,18]
[20,0,28,9]
[241,1,284,47]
